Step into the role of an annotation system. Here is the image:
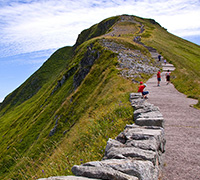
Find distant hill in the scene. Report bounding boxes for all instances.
[0,14,199,179]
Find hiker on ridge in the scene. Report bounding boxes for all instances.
[157,70,161,86]
[138,82,149,99]
[158,54,161,61]
[166,69,171,85]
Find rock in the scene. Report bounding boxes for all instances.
[38,176,100,180]
[104,138,125,156]
[132,101,164,128]
[104,146,158,165]
[133,105,162,125]
[130,93,142,99]
[72,165,138,180]
[135,111,163,119]
[100,38,159,80]
[134,104,160,115]
[117,125,164,141]
[49,117,59,136]
[125,137,158,151]
[130,99,152,110]
[135,117,164,128]
[116,125,165,154]
[83,159,158,180]
[73,44,99,90]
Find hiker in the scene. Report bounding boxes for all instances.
[158,54,161,61]
[138,81,143,88]
[138,82,149,99]
[166,69,171,85]
[164,59,167,65]
[157,70,161,86]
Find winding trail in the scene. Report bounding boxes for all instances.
[146,65,200,180]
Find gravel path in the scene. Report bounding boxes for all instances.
[146,72,200,180]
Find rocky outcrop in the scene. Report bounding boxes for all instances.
[51,75,67,95]
[100,39,159,80]
[39,93,165,180]
[73,43,100,90]
[51,43,101,95]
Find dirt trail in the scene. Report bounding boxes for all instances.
[146,72,200,180]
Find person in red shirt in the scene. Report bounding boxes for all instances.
[157,70,161,86]
[138,82,149,99]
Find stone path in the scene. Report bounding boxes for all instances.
[146,63,200,180]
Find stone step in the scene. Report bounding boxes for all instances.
[162,63,174,67]
[135,117,164,128]
[162,67,175,72]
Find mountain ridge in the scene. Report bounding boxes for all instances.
[0,14,199,179]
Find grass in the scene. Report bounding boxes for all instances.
[32,77,135,179]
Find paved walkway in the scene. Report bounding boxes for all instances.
[146,70,200,179]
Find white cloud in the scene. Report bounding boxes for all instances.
[0,0,199,58]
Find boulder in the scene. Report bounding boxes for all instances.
[135,111,163,119]
[72,165,138,180]
[104,146,158,165]
[116,125,165,154]
[134,105,160,117]
[104,138,125,156]
[130,93,142,99]
[117,125,164,142]
[135,117,164,128]
[83,159,158,180]
[125,137,158,151]
[38,176,99,180]
[130,99,152,110]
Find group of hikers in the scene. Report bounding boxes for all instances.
[138,55,171,99]
[138,57,171,99]
[138,69,171,99]
[157,69,171,86]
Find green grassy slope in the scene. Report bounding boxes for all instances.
[0,46,73,112]
[0,46,74,178]
[0,38,137,180]
[0,14,199,179]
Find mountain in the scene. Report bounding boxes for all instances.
[0,14,199,179]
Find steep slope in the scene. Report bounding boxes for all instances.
[0,46,73,112]
[0,14,199,179]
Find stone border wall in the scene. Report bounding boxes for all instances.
[39,93,165,180]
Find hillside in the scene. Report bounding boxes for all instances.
[0,14,199,179]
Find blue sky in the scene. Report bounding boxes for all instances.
[0,0,200,102]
